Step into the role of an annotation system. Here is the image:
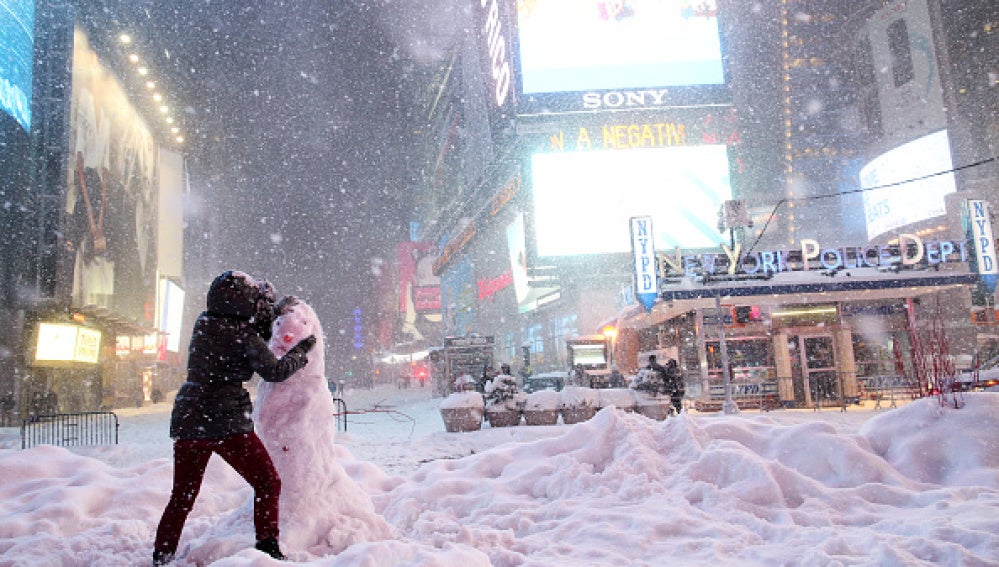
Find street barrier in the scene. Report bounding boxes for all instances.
[21,412,119,450]
[332,398,347,432]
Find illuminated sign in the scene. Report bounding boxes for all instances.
[159,279,185,353]
[35,324,78,362]
[116,335,131,358]
[658,233,970,279]
[413,286,442,311]
[515,0,727,113]
[477,270,513,302]
[76,327,101,363]
[478,0,512,107]
[144,333,158,355]
[532,144,732,257]
[0,0,34,131]
[35,323,102,364]
[861,130,956,239]
[353,307,364,350]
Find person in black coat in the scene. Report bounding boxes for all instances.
[153,271,316,565]
[664,359,685,415]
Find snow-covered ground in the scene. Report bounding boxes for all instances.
[1,384,997,566]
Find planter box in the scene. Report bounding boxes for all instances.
[561,406,596,424]
[440,407,483,432]
[635,401,672,421]
[486,409,522,428]
[524,409,560,426]
[598,389,637,413]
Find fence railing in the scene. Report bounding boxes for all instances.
[21,412,120,450]
[332,398,347,432]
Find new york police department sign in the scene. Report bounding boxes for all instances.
[630,216,657,312]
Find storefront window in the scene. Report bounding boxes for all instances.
[705,336,774,381]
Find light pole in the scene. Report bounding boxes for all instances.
[716,293,739,414]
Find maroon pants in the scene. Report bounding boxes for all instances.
[154,432,281,555]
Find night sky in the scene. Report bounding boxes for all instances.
[100,0,467,368]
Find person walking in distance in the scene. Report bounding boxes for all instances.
[153,271,316,565]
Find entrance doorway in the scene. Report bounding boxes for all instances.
[787,334,839,406]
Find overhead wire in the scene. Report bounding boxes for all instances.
[744,155,998,256]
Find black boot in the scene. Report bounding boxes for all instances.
[255,538,286,560]
[152,550,174,566]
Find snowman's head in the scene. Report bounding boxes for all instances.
[269,296,324,365]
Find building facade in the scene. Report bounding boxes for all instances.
[0,1,189,422]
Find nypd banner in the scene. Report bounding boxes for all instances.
[967,200,998,294]
[630,216,658,312]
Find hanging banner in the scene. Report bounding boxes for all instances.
[967,200,998,294]
[630,216,657,312]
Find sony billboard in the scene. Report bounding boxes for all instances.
[512,0,729,115]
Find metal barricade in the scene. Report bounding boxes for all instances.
[21,412,120,449]
[332,398,347,432]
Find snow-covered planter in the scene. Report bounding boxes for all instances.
[439,391,484,432]
[560,386,599,424]
[484,374,524,428]
[524,390,561,425]
[634,391,672,420]
[598,387,637,412]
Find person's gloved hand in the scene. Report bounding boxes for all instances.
[296,335,317,354]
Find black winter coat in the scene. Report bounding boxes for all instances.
[169,311,310,440]
[170,271,311,439]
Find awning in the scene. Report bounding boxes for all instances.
[661,269,979,301]
[614,268,979,330]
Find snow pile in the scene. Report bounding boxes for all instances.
[0,389,997,565]
[524,389,561,411]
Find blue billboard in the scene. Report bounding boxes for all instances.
[0,0,34,131]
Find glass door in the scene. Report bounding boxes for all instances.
[801,335,839,405]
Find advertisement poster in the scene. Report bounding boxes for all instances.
[66,28,158,322]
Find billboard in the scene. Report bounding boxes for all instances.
[861,129,956,240]
[0,0,34,131]
[66,28,159,323]
[158,279,184,353]
[514,0,726,113]
[34,323,101,364]
[530,143,732,257]
[397,241,441,342]
[863,0,946,144]
[507,212,559,313]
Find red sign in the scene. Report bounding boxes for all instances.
[478,270,513,302]
[413,285,442,312]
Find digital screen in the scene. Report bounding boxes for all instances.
[571,344,607,366]
[516,0,723,95]
[159,280,185,353]
[861,130,956,240]
[531,144,732,257]
[0,0,35,131]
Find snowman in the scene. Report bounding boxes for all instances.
[252,296,393,555]
[180,296,392,563]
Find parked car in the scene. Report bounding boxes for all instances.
[523,371,567,394]
[953,354,999,391]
